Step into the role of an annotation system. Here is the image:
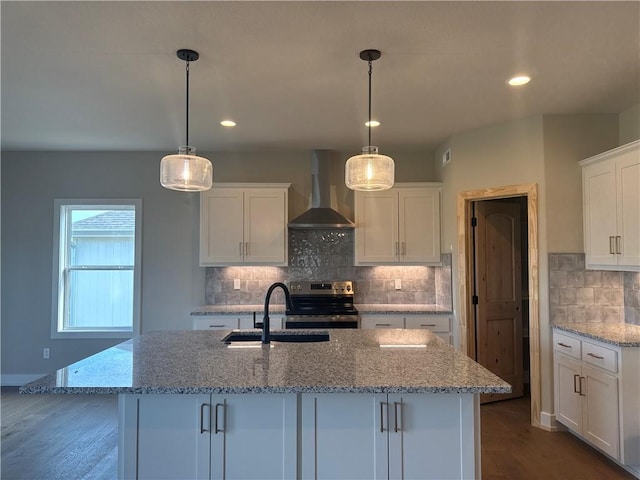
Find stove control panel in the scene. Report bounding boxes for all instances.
[289,281,354,295]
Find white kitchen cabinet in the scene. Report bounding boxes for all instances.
[200,184,290,266]
[553,330,640,470]
[301,393,476,480]
[120,393,297,480]
[580,141,640,271]
[238,314,284,330]
[191,314,283,331]
[360,313,452,344]
[355,183,441,265]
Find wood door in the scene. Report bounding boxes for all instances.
[475,200,524,402]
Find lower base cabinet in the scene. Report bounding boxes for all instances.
[120,392,479,480]
[300,393,478,480]
[119,394,297,480]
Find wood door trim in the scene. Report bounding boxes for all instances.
[457,183,540,427]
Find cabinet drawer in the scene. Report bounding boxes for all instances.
[405,315,450,332]
[360,315,405,329]
[192,316,239,330]
[582,341,618,373]
[553,332,581,359]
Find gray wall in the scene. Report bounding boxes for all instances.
[619,103,640,144]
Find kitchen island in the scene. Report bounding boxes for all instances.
[22,329,510,480]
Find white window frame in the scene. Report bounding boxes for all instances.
[51,199,142,339]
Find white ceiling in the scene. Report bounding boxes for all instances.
[1,1,638,153]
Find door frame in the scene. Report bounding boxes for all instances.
[457,183,541,427]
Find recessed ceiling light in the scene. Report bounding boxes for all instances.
[365,120,380,127]
[508,75,531,86]
[220,120,236,127]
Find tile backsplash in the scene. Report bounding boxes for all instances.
[205,229,452,309]
[549,253,639,325]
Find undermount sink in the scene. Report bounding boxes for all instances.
[223,331,330,344]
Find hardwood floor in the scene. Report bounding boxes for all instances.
[481,395,634,480]
[1,388,635,479]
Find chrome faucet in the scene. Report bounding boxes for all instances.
[261,282,293,344]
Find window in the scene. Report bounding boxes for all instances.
[52,199,142,338]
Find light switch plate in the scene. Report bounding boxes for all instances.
[395,279,402,290]
[233,279,241,290]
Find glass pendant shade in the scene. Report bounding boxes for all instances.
[160,146,213,192]
[345,146,394,191]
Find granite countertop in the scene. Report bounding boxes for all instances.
[553,322,640,347]
[191,304,452,315]
[20,329,509,395]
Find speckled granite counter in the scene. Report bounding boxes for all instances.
[21,329,509,395]
[191,305,285,315]
[553,322,640,347]
[191,304,452,315]
[356,304,452,314]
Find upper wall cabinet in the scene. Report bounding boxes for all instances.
[200,183,290,266]
[580,141,639,271]
[354,183,442,265]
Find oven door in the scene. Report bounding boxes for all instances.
[285,315,360,329]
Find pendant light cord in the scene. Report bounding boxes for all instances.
[367,59,372,147]
[185,61,190,147]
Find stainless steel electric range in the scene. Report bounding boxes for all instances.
[284,280,360,329]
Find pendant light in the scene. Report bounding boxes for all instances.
[345,49,394,191]
[160,49,213,192]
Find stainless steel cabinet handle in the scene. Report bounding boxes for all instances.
[395,242,399,256]
[376,323,391,327]
[420,324,436,327]
[616,236,622,255]
[573,374,580,394]
[587,352,604,360]
[245,242,249,257]
[393,401,401,433]
[609,236,615,254]
[200,403,210,434]
[379,402,387,433]
[579,377,586,396]
[401,242,406,256]
[209,325,226,328]
[239,242,243,256]
[214,402,225,434]
[557,342,572,349]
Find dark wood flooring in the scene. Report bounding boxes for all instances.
[1,388,635,479]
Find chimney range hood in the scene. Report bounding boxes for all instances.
[288,150,355,229]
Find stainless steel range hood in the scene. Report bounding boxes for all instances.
[288,150,355,229]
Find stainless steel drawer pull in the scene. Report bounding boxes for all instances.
[376,323,391,327]
[379,402,387,432]
[616,236,622,255]
[573,374,580,394]
[209,325,226,328]
[420,324,436,327]
[579,376,586,396]
[239,242,243,256]
[609,236,615,254]
[200,403,210,434]
[587,352,604,360]
[557,342,572,348]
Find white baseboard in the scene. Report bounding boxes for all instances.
[538,410,560,431]
[1,374,46,387]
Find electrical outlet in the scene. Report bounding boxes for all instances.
[394,279,402,290]
[43,348,50,359]
[233,279,241,290]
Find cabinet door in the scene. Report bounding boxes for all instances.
[200,188,244,265]
[388,394,476,480]
[583,161,618,268]
[554,354,583,433]
[244,189,287,265]
[120,394,210,480]
[301,393,388,480]
[582,365,620,459]
[211,394,297,480]
[616,152,640,268]
[398,188,441,263]
[355,190,399,264]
